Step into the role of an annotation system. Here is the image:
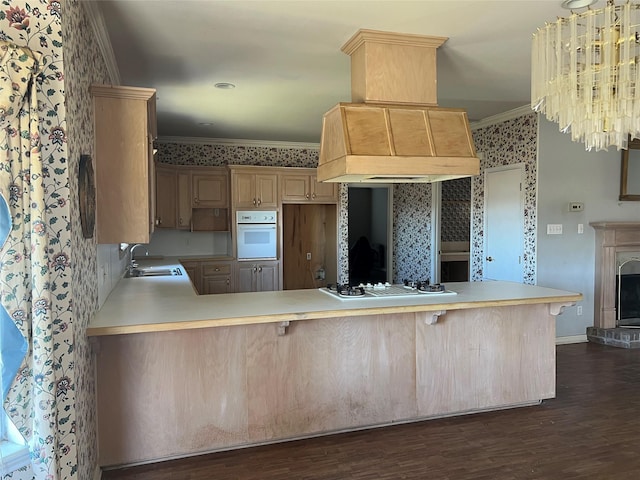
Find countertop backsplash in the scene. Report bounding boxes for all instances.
[147,230,231,257]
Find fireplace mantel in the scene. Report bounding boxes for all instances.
[591,222,640,328]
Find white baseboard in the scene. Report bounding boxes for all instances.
[93,465,102,480]
[555,334,587,345]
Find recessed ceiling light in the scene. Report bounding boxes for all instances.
[198,122,214,126]
[561,0,598,9]
[214,82,236,89]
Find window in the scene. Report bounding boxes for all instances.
[0,410,30,475]
[1,336,29,475]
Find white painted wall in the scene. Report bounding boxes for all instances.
[537,117,640,336]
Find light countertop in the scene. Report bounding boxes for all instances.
[87,257,582,337]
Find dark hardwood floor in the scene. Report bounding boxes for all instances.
[102,343,640,480]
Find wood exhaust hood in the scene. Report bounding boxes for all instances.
[318,29,480,183]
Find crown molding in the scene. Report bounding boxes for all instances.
[157,136,320,150]
[84,1,121,85]
[471,105,535,131]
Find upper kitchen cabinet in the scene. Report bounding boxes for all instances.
[229,166,278,209]
[281,168,338,203]
[176,169,192,230]
[91,84,157,244]
[155,163,177,229]
[192,168,229,208]
[191,167,230,231]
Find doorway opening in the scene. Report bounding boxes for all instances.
[347,185,392,285]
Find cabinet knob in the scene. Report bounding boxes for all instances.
[179,217,183,225]
[226,279,230,285]
[194,197,199,204]
[257,198,262,206]
[305,193,310,199]
[253,198,257,206]
[253,266,258,272]
[258,266,262,272]
[215,268,220,272]
[312,193,316,199]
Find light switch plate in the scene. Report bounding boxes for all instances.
[547,224,563,235]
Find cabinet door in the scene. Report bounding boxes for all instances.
[155,165,176,228]
[193,173,229,208]
[202,276,233,295]
[233,173,256,208]
[281,174,310,202]
[177,171,192,230]
[311,175,338,203]
[256,174,278,208]
[257,261,280,292]
[235,263,256,292]
[92,85,156,244]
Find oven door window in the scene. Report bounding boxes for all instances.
[237,225,277,259]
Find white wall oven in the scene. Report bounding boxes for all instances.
[236,211,277,260]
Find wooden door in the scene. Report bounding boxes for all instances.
[176,171,191,230]
[193,173,228,208]
[257,261,279,291]
[235,263,256,292]
[256,174,278,208]
[233,173,256,208]
[155,165,176,229]
[311,175,337,203]
[281,174,310,202]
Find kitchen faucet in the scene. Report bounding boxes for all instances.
[128,243,149,275]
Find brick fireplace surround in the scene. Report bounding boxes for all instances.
[587,222,640,348]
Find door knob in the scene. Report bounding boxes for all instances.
[486,256,494,262]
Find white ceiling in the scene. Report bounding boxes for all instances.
[89,0,574,144]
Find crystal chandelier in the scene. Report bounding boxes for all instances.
[532,0,640,151]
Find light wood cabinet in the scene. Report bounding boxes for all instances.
[281,169,338,203]
[155,164,177,229]
[235,261,280,292]
[153,166,230,231]
[192,170,229,208]
[201,261,233,294]
[230,167,278,209]
[91,84,157,244]
[176,170,192,230]
[179,260,202,294]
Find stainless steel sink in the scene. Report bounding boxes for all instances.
[126,267,183,278]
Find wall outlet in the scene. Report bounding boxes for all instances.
[578,223,584,234]
[577,306,583,316]
[547,224,563,235]
[306,252,311,260]
[568,202,584,212]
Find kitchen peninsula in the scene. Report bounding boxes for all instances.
[89,258,581,468]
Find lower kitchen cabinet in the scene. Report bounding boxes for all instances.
[235,261,280,292]
[180,261,202,294]
[201,261,234,294]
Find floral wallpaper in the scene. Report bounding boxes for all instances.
[441,177,471,243]
[1,1,107,479]
[393,183,433,282]
[470,113,538,284]
[62,0,110,479]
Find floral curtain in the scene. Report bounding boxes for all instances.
[0,41,62,479]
